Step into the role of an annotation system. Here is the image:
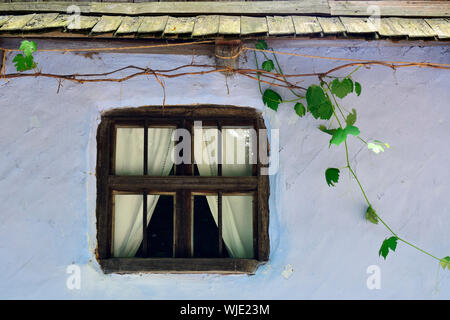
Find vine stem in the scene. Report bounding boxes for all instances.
[269,49,303,98]
[253,51,263,95]
[327,86,442,263]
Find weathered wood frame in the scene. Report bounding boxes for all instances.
[96,105,270,274]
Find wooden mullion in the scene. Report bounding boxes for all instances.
[186,119,194,176]
[144,119,148,175]
[175,190,192,258]
[218,191,223,257]
[217,121,222,176]
[142,192,148,257]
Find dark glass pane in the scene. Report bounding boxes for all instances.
[136,195,174,258]
[193,195,228,258]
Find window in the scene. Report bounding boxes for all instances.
[96,105,269,274]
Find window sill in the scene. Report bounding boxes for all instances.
[99,258,265,275]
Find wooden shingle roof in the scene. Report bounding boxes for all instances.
[0,1,449,40]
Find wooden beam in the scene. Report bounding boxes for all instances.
[102,105,262,119]
[0,38,215,55]
[330,1,450,17]
[100,258,263,274]
[90,1,331,16]
[0,1,331,16]
[108,176,258,192]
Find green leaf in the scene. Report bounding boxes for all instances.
[329,128,347,146]
[325,168,340,187]
[20,40,37,57]
[330,78,354,99]
[255,40,268,50]
[379,236,398,260]
[365,206,379,224]
[344,125,360,137]
[318,125,337,136]
[346,108,357,126]
[12,54,36,72]
[262,60,275,72]
[262,89,282,111]
[306,85,333,120]
[368,140,390,154]
[355,82,362,96]
[440,256,450,270]
[329,125,360,146]
[294,102,306,117]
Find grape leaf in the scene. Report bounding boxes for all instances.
[306,85,333,120]
[294,102,306,117]
[255,40,268,50]
[12,54,36,72]
[344,125,360,136]
[318,125,336,136]
[379,236,398,260]
[440,256,450,270]
[262,60,275,72]
[365,206,379,224]
[346,108,357,126]
[20,40,37,57]
[262,89,282,111]
[330,128,347,146]
[325,168,340,187]
[329,125,360,146]
[355,82,362,96]
[330,78,354,99]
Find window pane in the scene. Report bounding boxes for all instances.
[194,127,218,176]
[223,195,253,258]
[113,193,174,258]
[147,128,175,176]
[193,194,253,259]
[115,127,175,176]
[113,194,143,257]
[115,128,144,175]
[137,195,174,258]
[193,195,228,258]
[222,127,255,176]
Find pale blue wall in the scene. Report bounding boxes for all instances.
[0,40,449,299]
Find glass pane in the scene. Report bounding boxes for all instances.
[193,194,253,259]
[115,128,144,175]
[113,193,174,258]
[115,127,175,176]
[194,127,218,176]
[193,195,228,258]
[223,195,253,258]
[137,195,174,258]
[113,194,143,257]
[194,127,255,176]
[147,128,175,176]
[222,127,255,176]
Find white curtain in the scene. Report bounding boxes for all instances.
[194,128,254,258]
[113,128,174,257]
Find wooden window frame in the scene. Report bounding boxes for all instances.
[96,105,270,274]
